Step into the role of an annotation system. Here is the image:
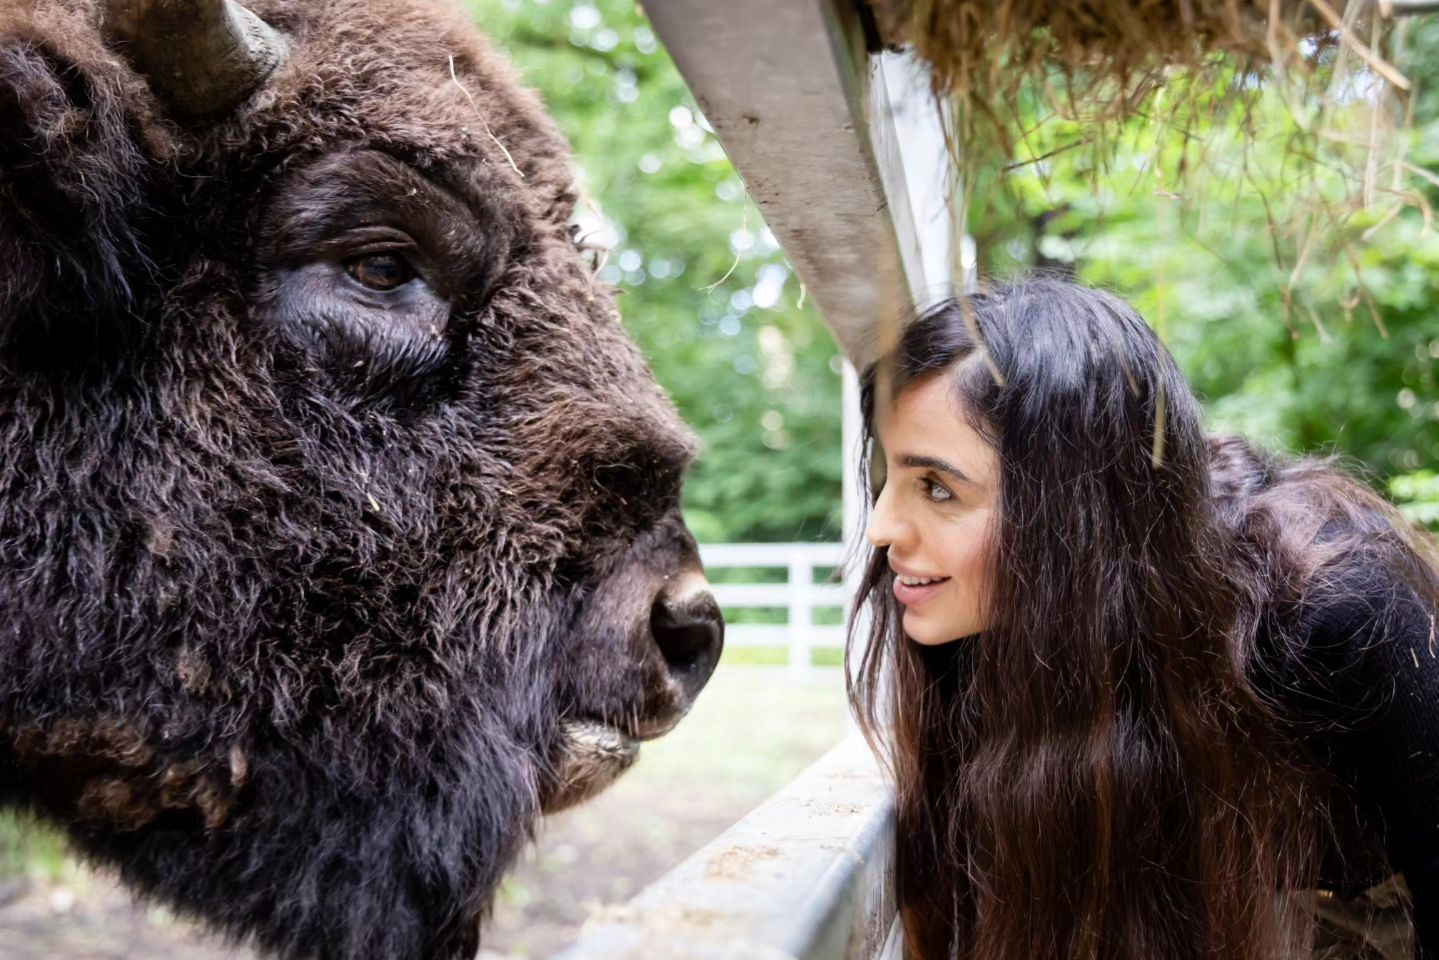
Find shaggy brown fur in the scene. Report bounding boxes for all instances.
[0,1,722,957]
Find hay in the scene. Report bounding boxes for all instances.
[868,0,1434,307]
[871,0,1408,105]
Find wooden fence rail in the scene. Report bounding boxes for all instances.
[555,736,900,960]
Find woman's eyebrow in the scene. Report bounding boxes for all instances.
[899,454,971,482]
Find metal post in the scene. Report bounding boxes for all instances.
[842,363,869,728]
[842,360,863,551]
[788,549,814,682]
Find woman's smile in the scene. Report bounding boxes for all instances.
[891,566,952,605]
[892,576,949,604]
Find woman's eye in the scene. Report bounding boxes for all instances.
[344,252,416,291]
[923,478,953,503]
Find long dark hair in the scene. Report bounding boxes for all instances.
[846,277,1439,960]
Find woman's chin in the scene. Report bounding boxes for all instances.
[903,607,983,646]
[903,613,955,646]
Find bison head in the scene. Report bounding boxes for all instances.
[0,0,722,956]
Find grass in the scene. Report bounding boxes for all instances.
[0,810,72,884]
[721,646,844,668]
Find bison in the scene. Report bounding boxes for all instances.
[0,0,724,956]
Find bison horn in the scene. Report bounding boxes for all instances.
[104,0,287,119]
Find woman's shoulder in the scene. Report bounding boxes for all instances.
[1257,547,1437,734]
[1207,433,1436,663]
[1299,555,1434,654]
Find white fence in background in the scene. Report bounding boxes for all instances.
[698,542,850,681]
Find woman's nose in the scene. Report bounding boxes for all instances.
[866,483,905,550]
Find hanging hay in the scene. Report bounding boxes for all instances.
[867,0,1436,315]
[870,0,1414,107]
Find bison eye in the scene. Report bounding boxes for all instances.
[344,252,416,291]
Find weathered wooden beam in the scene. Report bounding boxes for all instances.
[555,736,896,960]
[646,0,952,366]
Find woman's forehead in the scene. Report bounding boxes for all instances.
[878,377,998,485]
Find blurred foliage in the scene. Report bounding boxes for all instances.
[0,811,69,883]
[966,20,1439,500]
[1392,471,1439,531]
[466,0,844,543]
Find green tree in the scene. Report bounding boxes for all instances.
[467,0,844,543]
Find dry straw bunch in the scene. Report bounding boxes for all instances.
[868,0,1437,317]
[870,0,1421,106]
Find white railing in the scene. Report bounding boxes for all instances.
[698,543,850,680]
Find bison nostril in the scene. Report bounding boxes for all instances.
[649,582,723,700]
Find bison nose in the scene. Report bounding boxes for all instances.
[650,572,723,701]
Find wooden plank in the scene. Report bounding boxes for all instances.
[555,736,895,960]
[645,0,941,365]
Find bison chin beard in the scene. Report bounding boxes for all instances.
[540,720,641,814]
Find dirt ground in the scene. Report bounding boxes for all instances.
[0,666,849,960]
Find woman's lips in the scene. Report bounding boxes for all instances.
[893,576,950,605]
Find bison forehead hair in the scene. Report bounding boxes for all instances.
[0,1,723,957]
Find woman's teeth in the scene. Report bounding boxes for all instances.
[898,575,947,586]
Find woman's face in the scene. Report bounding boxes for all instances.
[866,373,999,645]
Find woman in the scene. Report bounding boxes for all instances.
[847,278,1439,960]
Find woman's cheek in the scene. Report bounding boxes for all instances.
[945,508,989,577]
[953,508,996,626]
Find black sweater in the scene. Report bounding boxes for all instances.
[1268,561,1439,957]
